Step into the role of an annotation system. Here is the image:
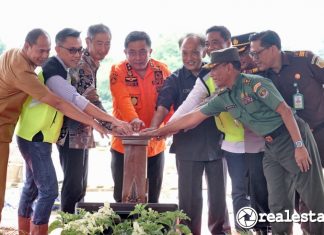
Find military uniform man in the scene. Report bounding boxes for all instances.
[249,30,324,234]
[141,47,324,235]
[172,30,269,233]
[231,33,270,234]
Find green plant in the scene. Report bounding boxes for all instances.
[49,203,192,235]
[49,202,120,235]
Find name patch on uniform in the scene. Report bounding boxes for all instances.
[125,76,138,86]
[225,104,237,110]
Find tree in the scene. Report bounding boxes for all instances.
[152,33,182,72]
[96,58,114,112]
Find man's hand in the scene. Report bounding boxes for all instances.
[139,127,160,137]
[141,127,177,140]
[112,120,133,135]
[130,118,145,132]
[295,147,312,172]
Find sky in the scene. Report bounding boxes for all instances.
[1,0,324,60]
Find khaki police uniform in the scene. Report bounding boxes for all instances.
[201,73,324,234]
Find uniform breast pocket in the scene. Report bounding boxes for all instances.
[130,93,142,109]
[245,103,259,113]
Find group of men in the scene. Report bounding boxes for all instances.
[0,25,133,234]
[0,23,324,235]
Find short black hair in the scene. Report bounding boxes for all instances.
[25,28,49,45]
[249,30,281,50]
[178,33,205,48]
[124,31,151,49]
[55,28,81,45]
[206,26,231,41]
[87,24,111,39]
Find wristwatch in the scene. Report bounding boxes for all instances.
[294,140,304,148]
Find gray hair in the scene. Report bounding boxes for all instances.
[87,24,111,39]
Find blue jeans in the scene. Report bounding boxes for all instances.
[224,151,250,231]
[17,136,58,225]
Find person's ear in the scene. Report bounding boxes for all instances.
[225,39,231,48]
[23,42,30,51]
[85,37,91,48]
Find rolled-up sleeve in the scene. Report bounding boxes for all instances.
[46,75,89,110]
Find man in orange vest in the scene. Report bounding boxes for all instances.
[109,31,171,203]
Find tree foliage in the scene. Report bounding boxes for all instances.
[152,33,182,72]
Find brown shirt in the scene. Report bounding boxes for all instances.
[265,51,324,129]
[0,49,49,142]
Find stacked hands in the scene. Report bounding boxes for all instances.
[91,116,175,139]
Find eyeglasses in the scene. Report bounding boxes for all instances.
[59,46,84,55]
[249,47,269,59]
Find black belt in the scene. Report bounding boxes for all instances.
[264,124,287,142]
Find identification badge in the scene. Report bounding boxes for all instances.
[293,93,304,110]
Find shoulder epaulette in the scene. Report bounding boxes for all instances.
[243,67,259,74]
[293,51,308,57]
[312,55,324,68]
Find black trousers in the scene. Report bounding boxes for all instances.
[110,149,164,203]
[57,137,89,214]
[176,158,227,235]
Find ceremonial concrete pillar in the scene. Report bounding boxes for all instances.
[118,135,150,203]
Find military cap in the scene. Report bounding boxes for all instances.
[203,47,240,69]
[231,32,255,53]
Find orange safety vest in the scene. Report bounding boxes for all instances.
[109,59,171,157]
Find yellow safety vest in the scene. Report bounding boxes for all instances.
[16,71,64,143]
[204,76,244,142]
